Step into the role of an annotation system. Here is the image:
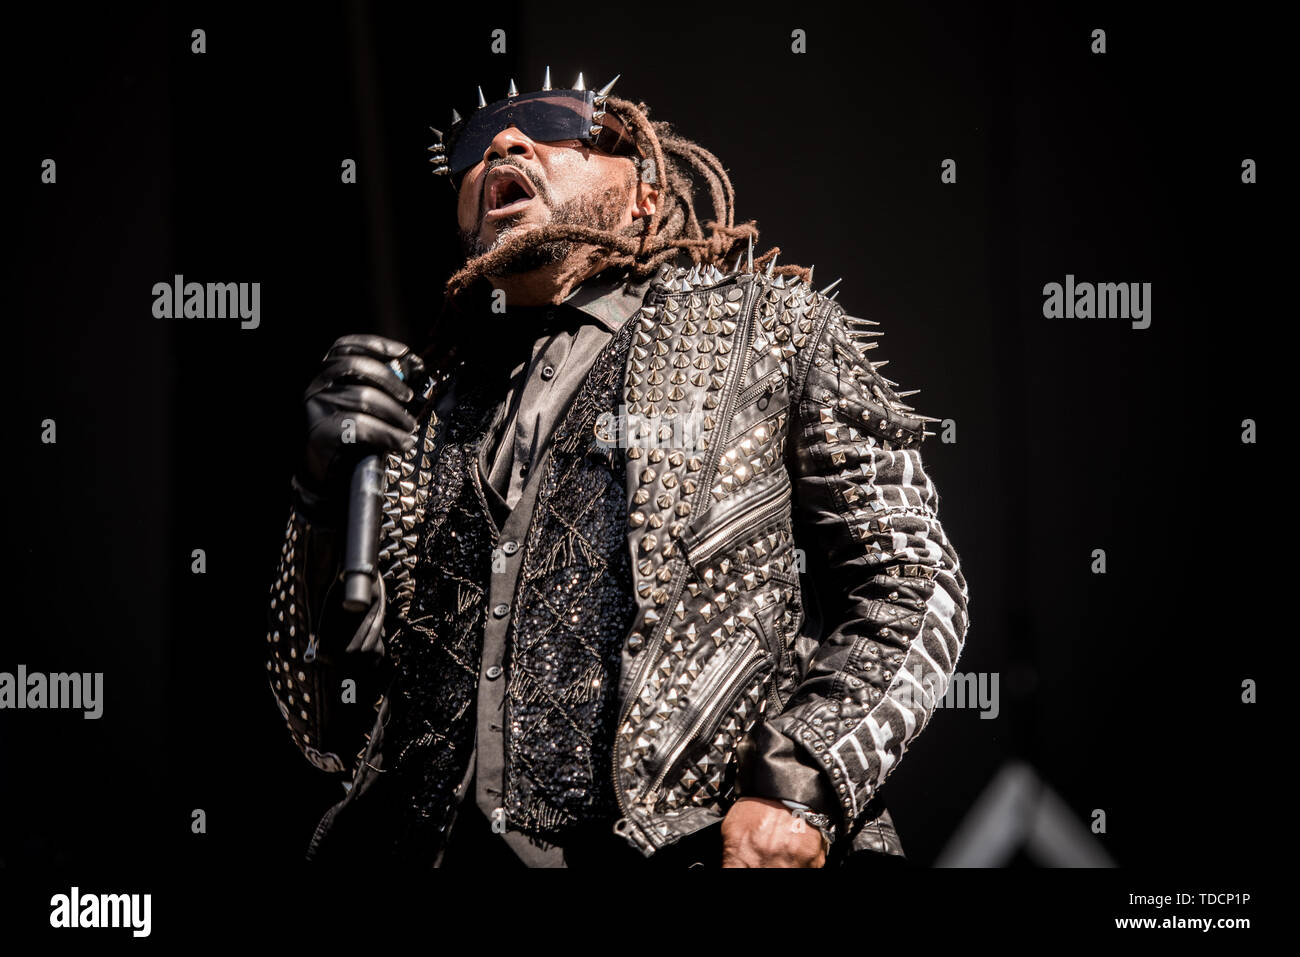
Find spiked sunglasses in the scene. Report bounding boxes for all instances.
[428,69,635,186]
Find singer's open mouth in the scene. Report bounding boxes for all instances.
[482,165,538,221]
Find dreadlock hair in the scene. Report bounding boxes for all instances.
[417,95,809,404]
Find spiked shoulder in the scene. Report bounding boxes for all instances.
[790,279,936,450]
[641,256,936,449]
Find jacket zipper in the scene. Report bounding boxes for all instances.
[641,636,771,804]
[733,367,783,411]
[611,277,759,834]
[751,606,790,714]
[687,289,755,527]
[684,470,791,570]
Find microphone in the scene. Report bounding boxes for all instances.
[340,351,436,613]
[341,455,385,611]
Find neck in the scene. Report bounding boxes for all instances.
[489,249,616,306]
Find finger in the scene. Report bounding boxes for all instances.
[321,384,416,432]
[306,356,414,404]
[324,411,418,454]
[401,352,428,379]
[324,334,413,362]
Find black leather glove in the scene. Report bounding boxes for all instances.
[295,334,422,519]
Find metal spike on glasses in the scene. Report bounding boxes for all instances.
[574,72,585,91]
[477,86,487,108]
[594,74,620,107]
[542,66,552,91]
[428,126,448,172]
[507,78,519,97]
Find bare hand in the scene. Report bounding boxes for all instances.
[720,797,826,868]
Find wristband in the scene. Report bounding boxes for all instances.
[780,799,835,851]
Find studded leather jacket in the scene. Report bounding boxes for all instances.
[265,260,970,863]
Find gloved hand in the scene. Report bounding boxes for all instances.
[295,334,422,516]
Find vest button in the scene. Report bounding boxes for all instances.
[540,364,556,380]
[492,602,510,618]
[501,539,520,555]
[485,665,503,680]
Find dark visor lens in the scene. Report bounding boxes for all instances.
[448,90,595,175]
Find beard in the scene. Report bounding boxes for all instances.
[458,164,630,277]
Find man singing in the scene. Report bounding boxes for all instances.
[265,69,970,868]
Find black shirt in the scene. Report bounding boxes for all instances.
[438,272,649,866]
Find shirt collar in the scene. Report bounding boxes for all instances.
[561,269,651,332]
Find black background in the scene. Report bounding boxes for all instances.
[4,0,1278,935]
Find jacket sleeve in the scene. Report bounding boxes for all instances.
[737,297,970,839]
[263,476,394,777]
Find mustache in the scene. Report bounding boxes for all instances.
[479,157,551,218]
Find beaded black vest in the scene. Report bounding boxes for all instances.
[382,316,639,861]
